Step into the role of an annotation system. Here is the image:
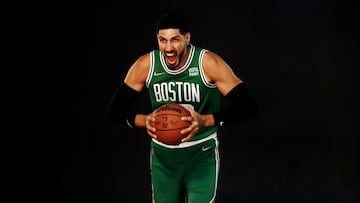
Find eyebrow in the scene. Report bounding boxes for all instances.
[158,35,181,40]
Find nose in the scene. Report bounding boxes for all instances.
[164,41,173,52]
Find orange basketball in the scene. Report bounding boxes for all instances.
[150,103,191,145]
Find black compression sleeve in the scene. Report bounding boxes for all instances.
[108,83,141,128]
[213,83,258,127]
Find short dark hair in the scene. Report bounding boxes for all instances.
[156,11,189,34]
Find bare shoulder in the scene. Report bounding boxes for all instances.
[124,52,151,91]
[202,50,236,80]
[202,50,242,95]
[133,52,151,70]
[202,50,226,68]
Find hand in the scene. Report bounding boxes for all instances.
[145,110,157,140]
[180,106,204,142]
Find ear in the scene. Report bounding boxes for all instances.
[185,32,191,44]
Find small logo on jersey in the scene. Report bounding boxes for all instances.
[202,146,213,152]
[154,72,165,76]
[188,67,199,76]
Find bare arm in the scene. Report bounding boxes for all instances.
[202,51,242,95]
[181,51,244,141]
[125,53,152,128]
[201,50,257,127]
[108,53,151,128]
[124,53,150,92]
[199,51,243,128]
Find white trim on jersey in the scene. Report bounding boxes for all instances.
[198,49,217,89]
[146,51,155,88]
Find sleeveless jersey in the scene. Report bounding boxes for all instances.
[146,44,220,141]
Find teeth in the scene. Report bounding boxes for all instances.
[166,52,175,56]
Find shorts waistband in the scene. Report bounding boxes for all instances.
[152,132,217,149]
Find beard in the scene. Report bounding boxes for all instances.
[164,49,186,70]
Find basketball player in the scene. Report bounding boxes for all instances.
[108,11,258,203]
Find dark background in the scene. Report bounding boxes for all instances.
[14,0,359,202]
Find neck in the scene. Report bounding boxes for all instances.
[175,45,191,69]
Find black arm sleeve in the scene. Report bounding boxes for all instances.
[107,83,141,128]
[213,83,258,127]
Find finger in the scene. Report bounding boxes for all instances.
[146,116,157,138]
[181,127,199,142]
[148,126,156,133]
[181,131,196,142]
[180,126,192,135]
[181,134,192,142]
[147,129,157,139]
[146,115,155,122]
[181,116,192,121]
[146,116,156,129]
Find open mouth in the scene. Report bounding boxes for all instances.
[165,52,177,66]
[167,55,177,65]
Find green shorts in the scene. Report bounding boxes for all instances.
[150,133,220,203]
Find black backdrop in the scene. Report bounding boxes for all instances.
[14,0,359,202]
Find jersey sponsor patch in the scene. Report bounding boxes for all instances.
[188,67,199,76]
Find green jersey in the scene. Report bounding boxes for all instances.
[146,44,220,141]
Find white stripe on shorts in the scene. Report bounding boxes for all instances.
[152,132,217,149]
